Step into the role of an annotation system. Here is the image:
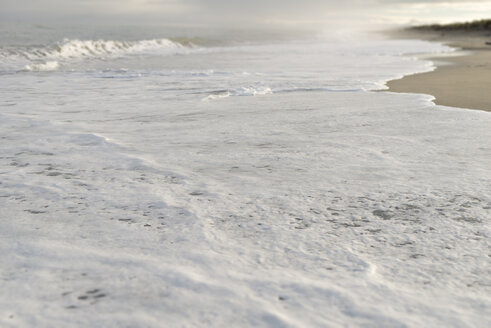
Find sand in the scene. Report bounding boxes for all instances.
[386,29,491,112]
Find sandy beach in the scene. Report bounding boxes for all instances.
[387,29,491,112]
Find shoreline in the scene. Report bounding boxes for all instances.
[385,28,491,112]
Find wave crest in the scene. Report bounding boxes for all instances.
[4,38,191,61]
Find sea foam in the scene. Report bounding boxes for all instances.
[23,61,59,71]
[2,26,489,327]
[202,87,273,101]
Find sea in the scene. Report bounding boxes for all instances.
[1,23,490,327]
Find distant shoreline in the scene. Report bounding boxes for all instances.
[385,21,491,112]
[408,19,491,33]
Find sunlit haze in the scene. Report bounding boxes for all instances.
[1,0,490,28]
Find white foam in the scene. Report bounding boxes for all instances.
[238,86,273,96]
[23,61,59,71]
[202,91,231,101]
[203,86,272,101]
[1,28,489,327]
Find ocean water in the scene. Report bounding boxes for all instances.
[1,24,490,327]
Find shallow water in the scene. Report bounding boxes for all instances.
[1,23,490,327]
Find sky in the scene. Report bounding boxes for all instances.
[1,0,490,27]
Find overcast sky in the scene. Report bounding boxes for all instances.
[1,0,490,26]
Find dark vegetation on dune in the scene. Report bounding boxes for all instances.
[411,19,491,32]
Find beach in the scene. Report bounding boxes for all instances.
[387,28,491,111]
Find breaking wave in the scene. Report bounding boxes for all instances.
[1,38,193,61]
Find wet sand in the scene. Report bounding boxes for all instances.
[386,29,491,112]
